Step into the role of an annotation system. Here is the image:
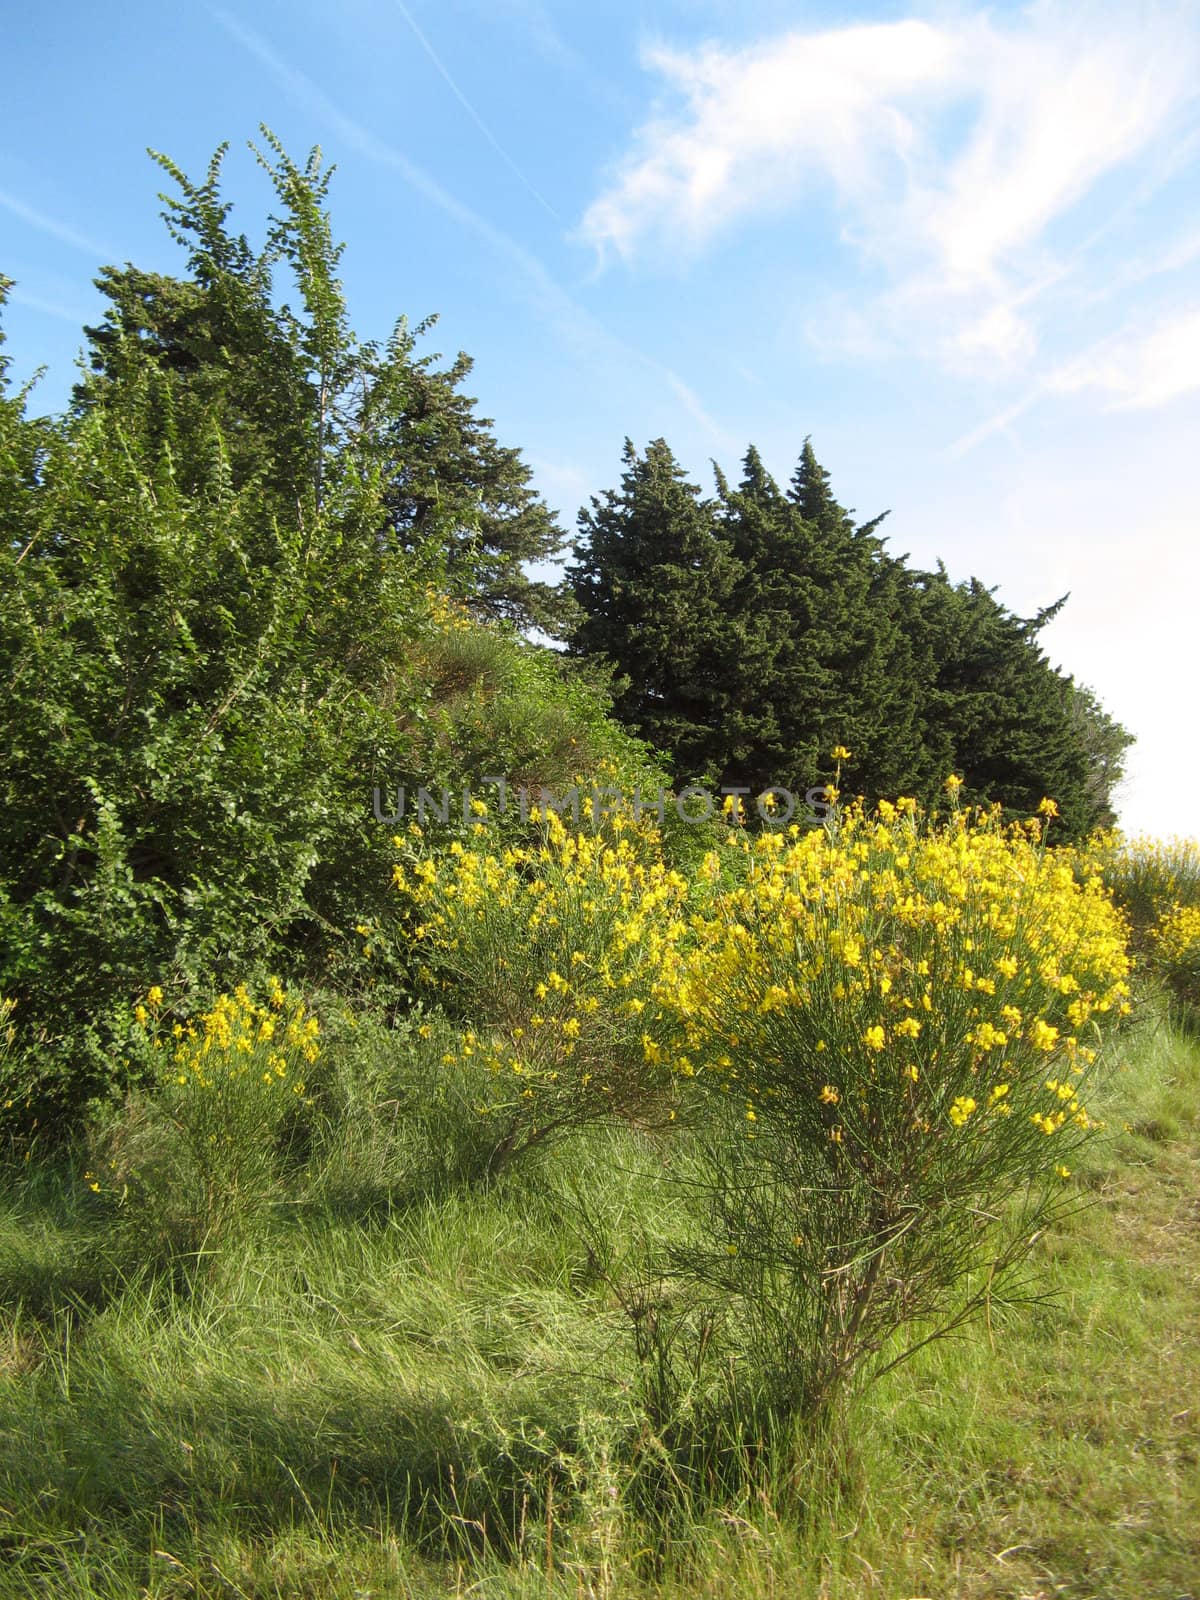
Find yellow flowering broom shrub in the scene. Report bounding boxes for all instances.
[91,982,321,1262]
[1084,832,1200,1015]
[1087,832,1200,940]
[393,781,1132,1424]
[393,805,691,1172]
[646,797,1132,1420]
[1151,902,1200,1012]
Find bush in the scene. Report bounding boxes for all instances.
[0,155,665,1129]
[1091,832,1200,941]
[645,796,1132,1424]
[393,803,691,1172]
[88,984,322,1266]
[1151,902,1200,1015]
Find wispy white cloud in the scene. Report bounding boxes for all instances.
[6,285,92,323]
[581,3,1200,393]
[471,0,585,76]
[663,370,739,454]
[583,5,1196,279]
[1047,308,1200,409]
[945,393,1041,459]
[0,189,109,258]
[212,9,737,451]
[1078,222,1200,306]
[582,18,954,263]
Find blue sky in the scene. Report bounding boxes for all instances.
[3,0,1199,834]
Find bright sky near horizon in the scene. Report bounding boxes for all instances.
[3,0,1198,835]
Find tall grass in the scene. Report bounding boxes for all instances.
[2,1014,1198,1597]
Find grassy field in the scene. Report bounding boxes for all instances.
[1,1016,1198,1599]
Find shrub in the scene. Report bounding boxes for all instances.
[393,803,691,1172]
[1151,902,1200,1014]
[647,796,1132,1423]
[1090,832,1200,941]
[0,148,666,1132]
[88,984,322,1265]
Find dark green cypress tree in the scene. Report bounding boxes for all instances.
[777,440,927,801]
[910,572,1119,834]
[789,435,856,536]
[568,439,740,784]
[715,445,829,792]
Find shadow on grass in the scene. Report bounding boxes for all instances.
[0,1328,593,1569]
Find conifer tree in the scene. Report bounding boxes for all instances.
[380,342,574,634]
[715,446,830,791]
[788,435,855,536]
[573,435,1130,834]
[569,439,740,782]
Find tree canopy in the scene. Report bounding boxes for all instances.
[0,134,641,1119]
[569,439,1130,832]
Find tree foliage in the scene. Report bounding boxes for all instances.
[76,143,573,636]
[570,438,1130,833]
[0,137,644,1122]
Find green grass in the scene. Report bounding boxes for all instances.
[1,1022,1198,1598]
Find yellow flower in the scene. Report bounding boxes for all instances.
[863,1025,886,1051]
[948,1095,977,1127]
[1030,1018,1059,1052]
[820,1084,840,1105]
[147,985,164,1007]
[1037,797,1059,818]
[831,745,852,762]
[944,773,964,793]
[971,1020,1007,1051]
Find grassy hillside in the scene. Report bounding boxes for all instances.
[1,1014,1197,1599]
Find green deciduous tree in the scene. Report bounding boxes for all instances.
[0,135,640,1125]
[77,145,571,637]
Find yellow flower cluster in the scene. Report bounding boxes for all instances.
[396,792,1132,1173]
[1084,831,1200,932]
[394,804,688,1135]
[1151,900,1200,1007]
[653,802,1130,1147]
[421,584,474,635]
[1153,902,1200,965]
[135,981,319,1096]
